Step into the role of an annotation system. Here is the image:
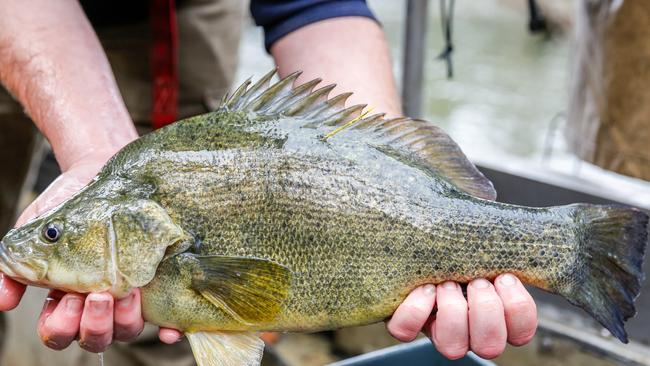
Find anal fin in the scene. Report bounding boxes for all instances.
[187,331,264,366]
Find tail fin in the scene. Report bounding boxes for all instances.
[564,204,647,343]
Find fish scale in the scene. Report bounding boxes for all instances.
[0,70,646,366]
[140,146,584,329]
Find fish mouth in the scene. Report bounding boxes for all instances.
[0,241,44,283]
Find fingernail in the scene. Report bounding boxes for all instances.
[65,297,83,314]
[471,279,490,289]
[89,296,110,314]
[46,339,60,349]
[117,293,134,309]
[41,298,54,313]
[499,274,517,286]
[442,281,457,290]
[422,284,435,296]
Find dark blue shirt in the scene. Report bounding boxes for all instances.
[250,0,376,51]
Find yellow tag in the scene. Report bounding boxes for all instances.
[322,107,373,141]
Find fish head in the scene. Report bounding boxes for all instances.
[0,197,188,296]
[0,197,116,292]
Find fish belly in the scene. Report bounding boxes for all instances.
[143,194,577,332]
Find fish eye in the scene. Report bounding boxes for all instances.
[42,223,62,243]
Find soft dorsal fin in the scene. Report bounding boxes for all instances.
[220,70,496,200]
[351,118,497,200]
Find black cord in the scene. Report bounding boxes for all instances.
[437,0,455,79]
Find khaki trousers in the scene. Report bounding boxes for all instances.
[0,1,244,365]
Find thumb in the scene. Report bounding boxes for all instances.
[15,162,101,226]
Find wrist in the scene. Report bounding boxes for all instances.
[51,119,138,172]
[62,144,130,172]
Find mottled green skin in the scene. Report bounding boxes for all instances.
[98,110,581,333]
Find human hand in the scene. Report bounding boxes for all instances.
[0,157,183,352]
[386,274,537,360]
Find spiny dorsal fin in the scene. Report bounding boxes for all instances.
[222,69,356,126]
[221,70,496,200]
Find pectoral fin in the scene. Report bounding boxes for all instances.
[187,331,264,366]
[190,255,291,324]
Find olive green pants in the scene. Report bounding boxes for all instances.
[0,1,243,365]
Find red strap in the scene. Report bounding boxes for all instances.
[150,0,178,129]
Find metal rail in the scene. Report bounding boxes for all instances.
[537,314,650,366]
[401,0,428,119]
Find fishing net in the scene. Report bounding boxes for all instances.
[566,0,650,181]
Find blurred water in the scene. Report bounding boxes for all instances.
[236,0,569,163]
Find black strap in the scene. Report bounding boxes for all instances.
[528,0,547,33]
[436,0,455,79]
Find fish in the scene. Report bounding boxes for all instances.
[0,70,647,365]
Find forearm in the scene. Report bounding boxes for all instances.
[0,0,137,171]
[271,17,402,118]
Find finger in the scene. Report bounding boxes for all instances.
[37,290,65,326]
[386,284,436,342]
[114,289,144,342]
[494,274,537,346]
[0,273,26,311]
[79,292,114,353]
[159,328,184,344]
[260,332,281,346]
[431,281,468,360]
[467,278,507,359]
[422,314,435,339]
[38,291,84,350]
[37,290,63,336]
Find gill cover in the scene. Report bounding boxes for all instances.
[110,200,189,295]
